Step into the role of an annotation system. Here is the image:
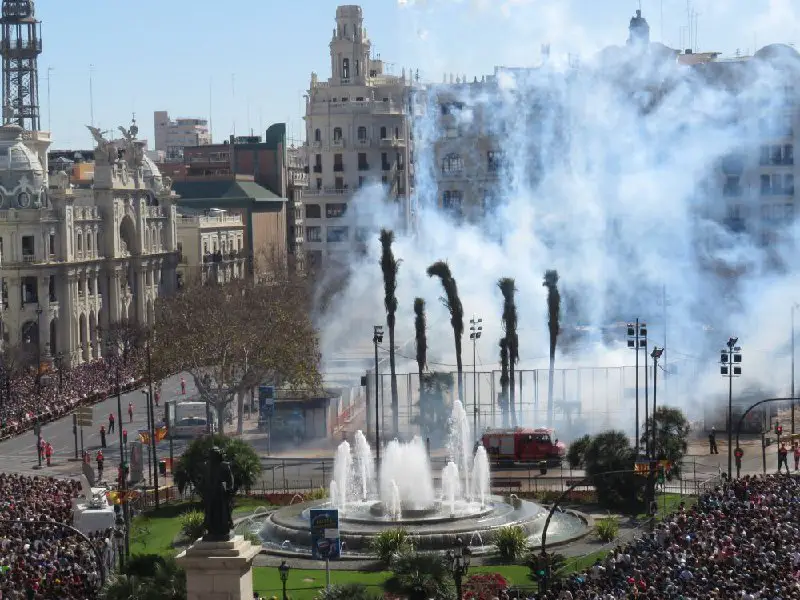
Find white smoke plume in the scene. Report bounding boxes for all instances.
[314,19,800,428]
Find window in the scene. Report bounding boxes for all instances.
[441,102,464,115]
[22,235,35,260]
[772,145,783,165]
[396,152,404,170]
[48,234,55,256]
[786,174,795,195]
[394,127,400,139]
[326,203,347,218]
[487,150,504,172]
[342,58,350,80]
[358,176,365,188]
[355,59,360,76]
[316,178,322,190]
[334,154,344,172]
[785,144,794,165]
[87,232,93,253]
[335,177,345,190]
[442,153,464,175]
[21,276,37,304]
[306,226,322,242]
[203,242,208,255]
[786,203,795,221]
[442,190,463,214]
[333,127,343,142]
[381,175,388,185]
[314,129,321,142]
[380,126,387,139]
[381,152,390,170]
[357,126,367,141]
[761,174,771,195]
[306,204,321,218]
[314,154,322,173]
[358,152,369,170]
[723,175,742,197]
[327,226,349,243]
[773,174,783,194]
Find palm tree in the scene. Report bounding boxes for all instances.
[499,338,510,427]
[426,261,464,401]
[498,278,519,427]
[384,551,456,600]
[543,270,561,428]
[414,298,427,377]
[101,555,186,600]
[380,229,401,436]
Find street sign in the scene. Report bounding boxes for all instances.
[310,508,340,560]
[258,385,275,413]
[76,407,93,427]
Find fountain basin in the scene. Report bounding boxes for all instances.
[257,495,589,556]
[369,501,442,519]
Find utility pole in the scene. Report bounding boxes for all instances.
[720,337,742,478]
[627,320,647,454]
[792,304,798,434]
[146,340,160,509]
[469,316,482,436]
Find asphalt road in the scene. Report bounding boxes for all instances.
[0,373,198,482]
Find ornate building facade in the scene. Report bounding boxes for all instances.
[0,120,179,366]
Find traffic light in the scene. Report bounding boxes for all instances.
[734,447,744,460]
[122,429,128,444]
[775,423,783,436]
[535,553,550,592]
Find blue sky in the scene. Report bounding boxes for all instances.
[40,0,799,150]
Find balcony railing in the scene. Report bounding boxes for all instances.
[332,138,345,148]
[313,165,322,173]
[358,163,370,171]
[333,164,344,172]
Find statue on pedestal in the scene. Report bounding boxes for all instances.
[201,446,236,542]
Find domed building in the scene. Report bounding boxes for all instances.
[0,119,179,367]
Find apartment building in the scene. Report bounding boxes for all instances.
[154,111,212,162]
[303,5,413,270]
[176,210,247,285]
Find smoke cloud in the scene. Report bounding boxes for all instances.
[314,21,800,428]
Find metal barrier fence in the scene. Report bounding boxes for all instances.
[362,365,705,439]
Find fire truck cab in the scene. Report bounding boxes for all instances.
[481,427,566,465]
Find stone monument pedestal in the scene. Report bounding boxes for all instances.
[177,536,261,600]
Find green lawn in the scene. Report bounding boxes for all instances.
[252,565,532,600]
[129,497,275,557]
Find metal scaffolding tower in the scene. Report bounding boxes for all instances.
[1,0,41,130]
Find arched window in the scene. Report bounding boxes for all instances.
[314,129,321,142]
[357,126,367,140]
[333,127,343,141]
[76,231,83,252]
[86,231,93,253]
[380,126,387,139]
[442,153,464,175]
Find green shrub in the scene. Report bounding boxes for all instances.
[305,487,329,501]
[595,515,620,542]
[369,528,415,564]
[525,551,566,582]
[492,525,528,562]
[242,530,262,546]
[179,509,206,541]
[384,551,456,600]
[316,583,379,599]
[566,434,592,469]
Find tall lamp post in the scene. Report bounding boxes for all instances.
[34,305,42,392]
[447,537,471,600]
[145,338,159,509]
[104,333,130,558]
[469,315,482,436]
[55,351,64,392]
[720,336,742,478]
[373,325,383,467]
[626,319,647,454]
[792,303,799,434]
[278,560,290,600]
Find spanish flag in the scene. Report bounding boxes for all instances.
[155,425,168,442]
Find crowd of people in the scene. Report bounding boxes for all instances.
[539,473,800,600]
[0,353,142,440]
[0,473,112,599]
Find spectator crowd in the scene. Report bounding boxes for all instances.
[0,473,111,599]
[0,353,142,440]
[540,473,800,600]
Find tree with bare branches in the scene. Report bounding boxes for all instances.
[150,275,321,434]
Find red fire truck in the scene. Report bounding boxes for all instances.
[481,427,566,465]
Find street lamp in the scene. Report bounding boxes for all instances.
[278,560,290,600]
[626,319,648,455]
[469,315,482,435]
[650,347,663,458]
[446,536,471,600]
[720,336,742,478]
[35,305,42,392]
[373,325,383,467]
[792,303,799,434]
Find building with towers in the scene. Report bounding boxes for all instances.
[0,1,180,367]
[302,4,413,270]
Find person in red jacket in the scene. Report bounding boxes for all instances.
[44,442,52,466]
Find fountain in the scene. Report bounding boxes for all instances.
[258,400,589,556]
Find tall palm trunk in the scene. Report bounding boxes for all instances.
[414,297,427,404]
[543,270,561,428]
[499,338,510,427]
[380,229,400,436]
[498,278,519,427]
[427,261,464,401]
